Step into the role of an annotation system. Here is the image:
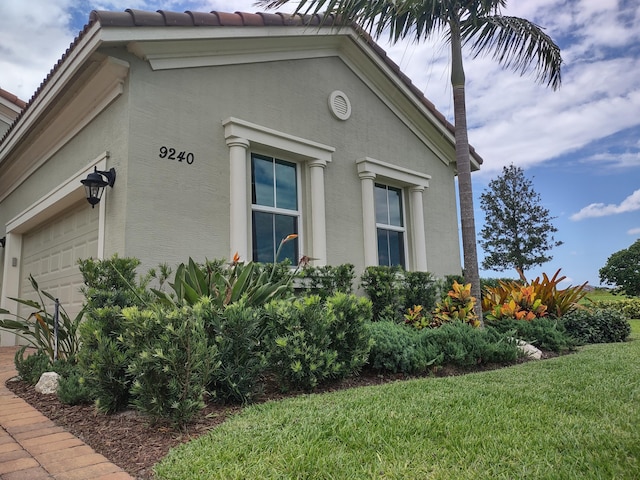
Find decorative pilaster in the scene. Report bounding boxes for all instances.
[358,170,378,267]
[226,136,250,262]
[410,186,428,271]
[308,159,328,266]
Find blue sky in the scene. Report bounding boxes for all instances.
[1,0,638,287]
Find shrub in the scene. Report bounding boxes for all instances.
[264,296,337,391]
[403,271,439,312]
[486,318,575,352]
[360,266,404,321]
[421,322,519,367]
[482,270,588,319]
[263,294,371,391]
[589,298,640,320]
[14,346,50,385]
[77,256,151,414]
[122,302,218,426]
[78,306,132,413]
[483,283,548,321]
[207,300,267,404]
[57,371,92,405]
[297,264,355,299]
[432,281,480,328]
[324,293,373,378]
[367,321,437,373]
[561,308,631,344]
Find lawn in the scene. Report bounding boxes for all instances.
[155,325,640,479]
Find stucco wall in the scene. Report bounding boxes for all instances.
[113,51,462,278]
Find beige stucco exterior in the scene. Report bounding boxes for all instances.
[0,11,482,345]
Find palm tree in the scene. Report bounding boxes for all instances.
[255,0,562,325]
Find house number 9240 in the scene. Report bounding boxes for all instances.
[159,146,195,164]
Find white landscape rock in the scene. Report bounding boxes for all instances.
[515,340,543,360]
[35,372,60,394]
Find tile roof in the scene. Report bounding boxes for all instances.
[0,88,26,109]
[1,9,481,164]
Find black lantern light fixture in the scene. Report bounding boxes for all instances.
[81,167,116,208]
[0,237,5,248]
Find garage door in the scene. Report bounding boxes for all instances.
[19,200,98,324]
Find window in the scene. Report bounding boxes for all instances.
[375,183,406,267]
[251,153,299,263]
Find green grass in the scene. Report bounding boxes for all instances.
[155,336,640,479]
[583,289,622,302]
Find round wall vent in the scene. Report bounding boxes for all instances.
[328,90,352,120]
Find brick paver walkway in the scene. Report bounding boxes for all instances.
[0,346,133,479]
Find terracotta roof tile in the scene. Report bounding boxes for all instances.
[0,88,26,109]
[237,12,264,27]
[0,9,482,164]
[187,11,221,26]
[90,10,134,27]
[215,12,244,26]
[257,12,285,26]
[158,10,193,26]
[126,8,165,26]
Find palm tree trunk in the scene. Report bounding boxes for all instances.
[450,17,484,326]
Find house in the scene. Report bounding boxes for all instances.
[0,9,482,346]
[0,88,25,139]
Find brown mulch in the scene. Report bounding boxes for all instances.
[6,357,551,479]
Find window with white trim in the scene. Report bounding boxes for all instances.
[251,153,299,264]
[375,183,406,267]
[357,157,430,271]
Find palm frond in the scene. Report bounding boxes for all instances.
[461,15,562,90]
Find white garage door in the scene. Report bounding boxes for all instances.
[19,200,98,324]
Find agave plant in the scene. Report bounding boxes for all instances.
[152,235,298,309]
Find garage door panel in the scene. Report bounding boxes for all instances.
[19,201,98,326]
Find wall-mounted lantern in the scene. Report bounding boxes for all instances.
[0,237,5,248]
[81,167,116,208]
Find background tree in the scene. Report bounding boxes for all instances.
[256,0,562,325]
[599,239,640,296]
[479,164,562,275]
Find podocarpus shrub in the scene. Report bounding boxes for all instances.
[77,256,150,413]
[421,322,519,367]
[122,301,218,426]
[263,293,372,392]
[486,317,575,352]
[367,321,438,373]
[561,308,631,344]
[297,264,355,299]
[360,266,404,321]
[264,296,337,391]
[403,271,439,312]
[324,293,373,378]
[207,299,267,404]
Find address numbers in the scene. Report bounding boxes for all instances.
[159,146,194,164]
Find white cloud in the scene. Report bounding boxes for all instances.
[0,0,77,101]
[628,227,640,235]
[571,189,640,221]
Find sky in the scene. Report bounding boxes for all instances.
[1,0,639,287]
